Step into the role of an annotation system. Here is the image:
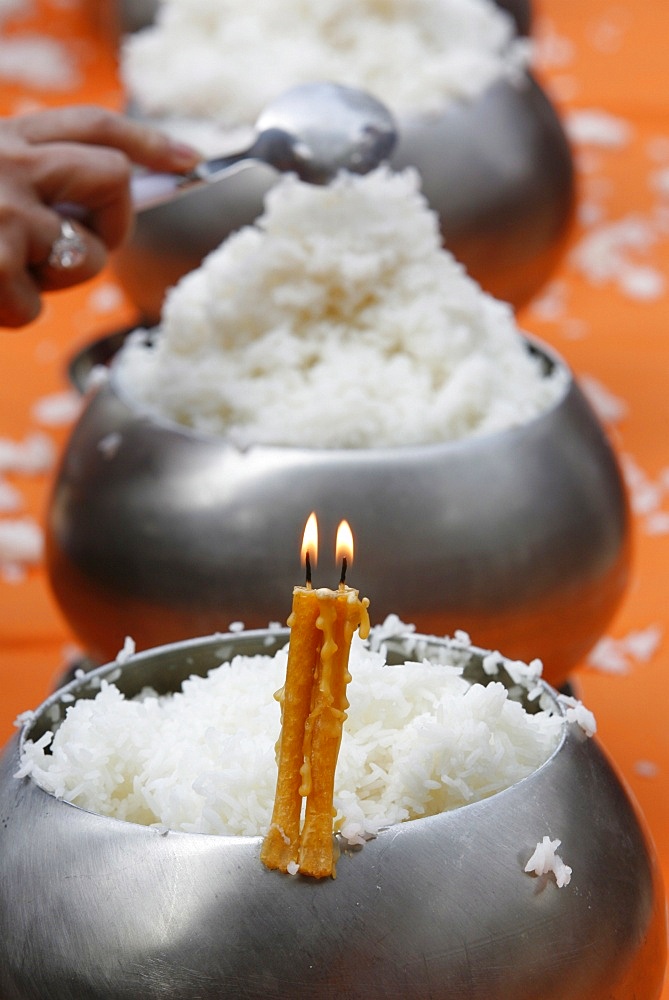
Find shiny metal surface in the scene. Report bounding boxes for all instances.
[118,0,158,32]
[0,630,665,1000]
[131,82,397,210]
[116,0,533,37]
[112,70,574,322]
[48,336,629,688]
[497,0,533,34]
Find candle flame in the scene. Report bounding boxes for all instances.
[335,520,354,566]
[301,512,318,568]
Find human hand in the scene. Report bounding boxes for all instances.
[0,105,201,328]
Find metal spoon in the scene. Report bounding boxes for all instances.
[131,82,398,212]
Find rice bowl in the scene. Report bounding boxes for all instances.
[0,628,665,999]
[48,169,628,684]
[16,622,566,839]
[112,0,573,319]
[113,168,568,449]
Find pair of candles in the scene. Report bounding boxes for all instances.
[261,513,370,879]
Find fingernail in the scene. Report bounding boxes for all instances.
[167,139,202,167]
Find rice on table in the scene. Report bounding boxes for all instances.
[122,0,530,126]
[17,629,567,842]
[114,167,568,448]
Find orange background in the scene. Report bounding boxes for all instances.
[0,1,667,993]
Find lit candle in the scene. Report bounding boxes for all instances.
[260,514,370,878]
[260,513,321,871]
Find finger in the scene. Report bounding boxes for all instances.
[28,142,134,249]
[31,216,107,292]
[11,105,201,173]
[0,208,48,327]
[0,268,42,328]
[0,201,106,327]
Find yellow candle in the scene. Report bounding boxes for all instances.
[260,584,322,871]
[261,515,370,879]
[299,586,369,878]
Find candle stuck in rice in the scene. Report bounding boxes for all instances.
[261,516,370,878]
[16,620,580,863]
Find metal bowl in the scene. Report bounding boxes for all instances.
[0,629,665,999]
[118,0,160,33]
[113,0,534,37]
[112,70,574,324]
[47,333,630,689]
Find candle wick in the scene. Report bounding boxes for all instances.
[339,556,347,589]
[305,551,312,588]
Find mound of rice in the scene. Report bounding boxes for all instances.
[114,167,567,448]
[122,0,530,126]
[17,631,566,842]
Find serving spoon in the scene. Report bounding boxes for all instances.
[130,81,398,212]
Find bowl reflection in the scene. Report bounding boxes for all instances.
[0,629,665,999]
[49,334,629,688]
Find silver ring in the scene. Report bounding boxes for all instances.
[48,219,87,270]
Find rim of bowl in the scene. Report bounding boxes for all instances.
[120,0,532,41]
[125,62,540,138]
[70,328,574,456]
[15,628,570,839]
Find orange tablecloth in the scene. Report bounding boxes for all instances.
[1,0,668,993]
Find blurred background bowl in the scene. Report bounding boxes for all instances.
[108,0,573,324]
[48,334,630,688]
[0,629,665,999]
[112,70,574,324]
[111,0,534,39]
[118,0,160,33]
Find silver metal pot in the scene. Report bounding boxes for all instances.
[114,0,533,38]
[113,70,573,322]
[0,629,665,999]
[47,335,629,688]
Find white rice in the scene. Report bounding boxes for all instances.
[122,0,530,126]
[565,109,632,150]
[0,0,30,22]
[17,630,567,842]
[0,517,43,565]
[524,836,572,887]
[0,478,22,513]
[587,624,663,675]
[114,167,568,449]
[31,390,82,428]
[558,695,597,738]
[0,35,79,90]
[569,215,666,302]
[0,431,55,474]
